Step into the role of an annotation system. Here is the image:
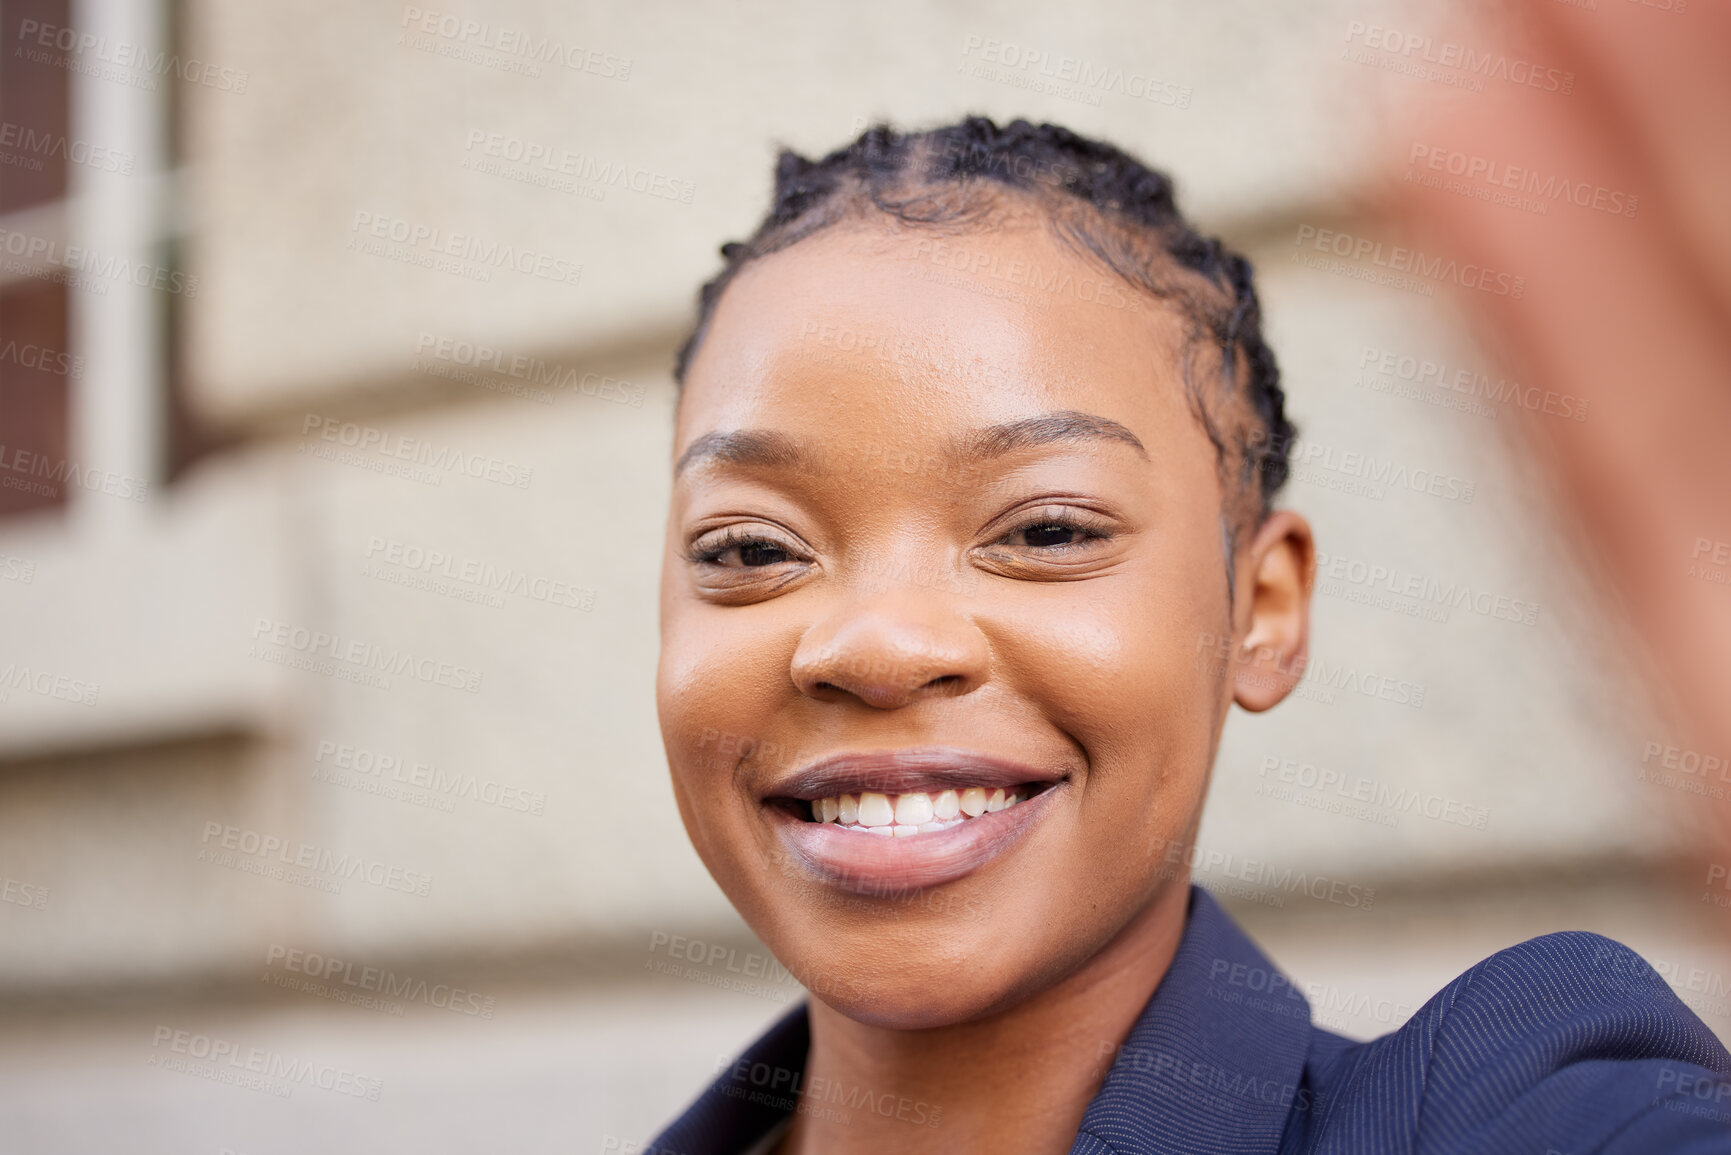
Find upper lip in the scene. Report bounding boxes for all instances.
[764,746,1068,802]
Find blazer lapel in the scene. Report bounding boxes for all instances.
[1071,887,1314,1154]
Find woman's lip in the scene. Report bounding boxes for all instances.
[768,783,1063,896]
[763,746,1067,802]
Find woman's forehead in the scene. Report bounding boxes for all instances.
[677,223,1192,439]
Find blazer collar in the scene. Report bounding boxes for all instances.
[651,886,1313,1155]
[1072,885,1314,1153]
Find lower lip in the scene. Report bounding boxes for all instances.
[767,786,1062,897]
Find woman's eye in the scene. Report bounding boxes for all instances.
[1019,522,1086,549]
[733,541,790,567]
[689,530,803,570]
[1001,517,1106,550]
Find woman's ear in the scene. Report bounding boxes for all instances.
[1232,510,1315,712]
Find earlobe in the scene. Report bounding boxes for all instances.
[1231,511,1315,713]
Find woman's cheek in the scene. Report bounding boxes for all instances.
[662,611,790,794]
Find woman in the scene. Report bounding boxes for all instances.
[648,116,1731,1154]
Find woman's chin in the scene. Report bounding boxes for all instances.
[808,983,1017,1031]
[792,947,1057,1030]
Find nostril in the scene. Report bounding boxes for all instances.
[924,674,965,693]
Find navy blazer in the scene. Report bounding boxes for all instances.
[650,886,1731,1153]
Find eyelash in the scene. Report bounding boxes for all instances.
[685,508,1114,569]
[685,526,804,567]
[993,509,1113,551]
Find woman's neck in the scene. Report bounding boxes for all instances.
[772,878,1192,1155]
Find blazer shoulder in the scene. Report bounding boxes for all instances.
[1415,930,1727,1077]
[1299,931,1731,1154]
[1418,931,1731,1150]
[1440,930,1719,1033]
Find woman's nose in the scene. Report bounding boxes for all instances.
[789,590,990,710]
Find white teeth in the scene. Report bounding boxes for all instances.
[808,785,1040,834]
[857,792,894,827]
[894,793,934,825]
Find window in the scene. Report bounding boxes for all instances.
[0,0,74,517]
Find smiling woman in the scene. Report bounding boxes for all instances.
[649,117,1731,1155]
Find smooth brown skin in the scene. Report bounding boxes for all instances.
[1384,2,1731,838]
[657,218,1313,1153]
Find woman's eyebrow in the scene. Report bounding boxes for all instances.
[673,410,1147,479]
[958,411,1150,463]
[674,429,807,477]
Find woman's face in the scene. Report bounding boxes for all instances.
[658,219,1302,1029]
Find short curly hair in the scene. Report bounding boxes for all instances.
[674,114,1296,525]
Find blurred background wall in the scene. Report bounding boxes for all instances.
[0,0,1724,1151]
